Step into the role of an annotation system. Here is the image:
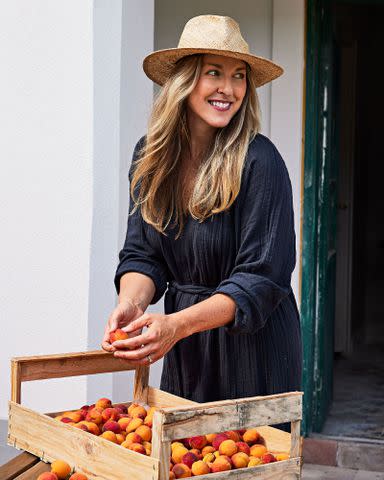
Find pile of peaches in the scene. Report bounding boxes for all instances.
[53,396,289,478]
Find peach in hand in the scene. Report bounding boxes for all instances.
[109,328,129,343]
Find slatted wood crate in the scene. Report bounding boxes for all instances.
[8,351,303,479]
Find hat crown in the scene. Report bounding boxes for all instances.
[177,15,249,54]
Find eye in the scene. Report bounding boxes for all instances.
[234,72,245,79]
[206,69,220,76]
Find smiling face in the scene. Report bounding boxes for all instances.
[186,54,248,136]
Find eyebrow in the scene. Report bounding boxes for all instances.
[204,62,246,71]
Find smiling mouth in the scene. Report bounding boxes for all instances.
[208,100,232,111]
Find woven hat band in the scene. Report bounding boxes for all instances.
[177,15,250,54]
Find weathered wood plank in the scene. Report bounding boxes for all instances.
[151,411,170,480]
[161,392,302,441]
[11,351,136,384]
[194,458,301,479]
[256,426,291,453]
[0,452,39,480]
[133,366,149,404]
[290,420,302,457]
[147,387,197,408]
[11,361,21,403]
[8,401,158,480]
[14,461,50,480]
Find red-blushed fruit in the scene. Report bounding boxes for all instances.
[189,448,202,460]
[109,328,129,343]
[102,407,120,422]
[125,432,143,445]
[205,433,216,444]
[212,432,230,450]
[51,460,71,479]
[210,456,232,473]
[128,443,146,455]
[188,435,207,450]
[114,403,128,414]
[37,474,58,480]
[130,405,147,419]
[181,451,198,468]
[85,408,103,425]
[95,398,112,410]
[69,474,88,480]
[171,446,189,464]
[231,452,249,469]
[191,460,210,476]
[117,416,131,430]
[201,445,215,455]
[135,425,152,442]
[236,441,251,455]
[102,420,121,434]
[172,463,192,478]
[242,429,260,445]
[261,453,277,464]
[225,430,241,442]
[60,417,74,424]
[203,452,216,463]
[169,472,176,480]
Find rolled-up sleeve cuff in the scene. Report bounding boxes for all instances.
[114,260,167,304]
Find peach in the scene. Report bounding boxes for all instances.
[130,405,147,419]
[236,441,250,455]
[219,439,238,457]
[85,408,103,425]
[126,417,143,433]
[172,463,192,478]
[188,435,207,450]
[51,460,71,479]
[210,456,231,472]
[116,433,125,444]
[102,420,121,434]
[242,429,260,445]
[74,423,89,433]
[143,440,152,455]
[201,445,215,455]
[189,448,202,459]
[231,452,249,469]
[100,431,118,443]
[121,440,131,448]
[212,432,229,450]
[102,407,120,422]
[69,474,88,480]
[144,415,153,428]
[85,421,100,435]
[109,328,129,343]
[191,460,210,476]
[95,398,112,410]
[37,474,58,480]
[62,411,82,423]
[171,445,189,464]
[114,403,128,414]
[249,444,267,458]
[261,453,277,464]
[60,417,75,424]
[181,451,198,468]
[118,416,131,430]
[126,432,143,444]
[171,441,185,451]
[248,456,262,467]
[225,430,241,442]
[205,433,216,444]
[202,453,215,463]
[275,452,290,461]
[169,472,176,480]
[128,442,146,455]
[135,425,152,442]
[128,402,140,415]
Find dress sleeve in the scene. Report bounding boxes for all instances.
[214,136,296,335]
[114,138,168,304]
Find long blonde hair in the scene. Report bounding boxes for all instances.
[131,54,261,235]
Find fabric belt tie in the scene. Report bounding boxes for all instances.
[164,280,215,313]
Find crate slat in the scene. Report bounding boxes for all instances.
[147,387,197,408]
[14,461,50,480]
[0,452,40,480]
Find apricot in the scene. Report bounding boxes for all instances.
[51,460,71,479]
[116,433,125,444]
[83,421,100,435]
[135,425,152,442]
[169,472,176,480]
[37,474,58,480]
[62,411,82,423]
[191,460,210,475]
[102,407,120,422]
[100,431,118,443]
[130,405,147,419]
[143,440,152,455]
[144,415,153,427]
[219,439,238,457]
[118,416,131,430]
[73,422,89,432]
[231,452,249,469]
[85,408,103,425]
[248,456,262,467]
[181,451,198,468]
[212,432,229,450]
[172,463,192,478]
[109,328,129,343]
[102,420,121,434]
[275,452,290,461]
[210,456,231,472]
[114,403,128,414]
[126,417,143,433]
[261,453,277,464]
[225,430,241,442]
[236,441,250,455]
[60,417,75,424]
[171,441,185,451]
[95,398,112,410]
[128,402,140,415]
[205,433,216,444]
[202,453,215,463]
[128,442,146,455]
[201,445,215,455]
[126,431,143,444]
[249,444,267,458]
[188,435,207,450]
[242,429,260,445]
[69,474,88,480]
[171,445,189,464]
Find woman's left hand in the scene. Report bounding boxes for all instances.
[110,312,183,365]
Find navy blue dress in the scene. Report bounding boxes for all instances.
[115,133,302,403]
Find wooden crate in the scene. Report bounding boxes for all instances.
[8,351,303,479]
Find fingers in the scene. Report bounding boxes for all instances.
[113,345,157,365]
[123,314,150,334]
[112,331,148,351]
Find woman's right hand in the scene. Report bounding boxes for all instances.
[101,300,144,352]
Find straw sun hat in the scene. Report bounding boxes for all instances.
[143,15,284,87]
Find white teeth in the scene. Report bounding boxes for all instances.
[210,101,230,108]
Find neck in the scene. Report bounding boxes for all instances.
[186,112,216,163]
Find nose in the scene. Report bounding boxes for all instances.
[217,75,234,97]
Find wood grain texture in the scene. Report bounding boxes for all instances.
[191,458,301,479]
[0,452,39,480]
[11,360,21,403]
[161,392,302,441]
[147,387,197,408]
[133,366,149,404]
[8,401,158,480]
[14,461,50,480]
[151,410,170,480]
[290,420,302,457]
[11,351,137,386]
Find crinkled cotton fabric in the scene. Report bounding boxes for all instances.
[115,133,302,403]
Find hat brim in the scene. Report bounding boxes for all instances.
[143,48,284,87]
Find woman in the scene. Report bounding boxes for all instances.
[102,15,302,404]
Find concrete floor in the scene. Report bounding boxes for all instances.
[303,464,384,479]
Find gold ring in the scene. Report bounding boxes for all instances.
[147,354,153,364]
